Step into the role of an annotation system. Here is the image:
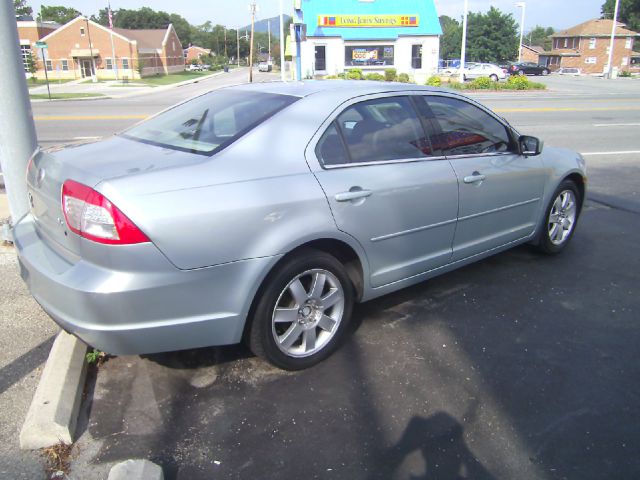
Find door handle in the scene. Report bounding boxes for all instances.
[463,172,486,184]
[335,189,372,202]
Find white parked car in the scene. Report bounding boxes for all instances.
[463,63,507,81]
[186,64,203,72]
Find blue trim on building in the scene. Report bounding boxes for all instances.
[302,0,442,40]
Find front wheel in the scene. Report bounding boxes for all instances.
[542,69,549,76]
[534,180,581,254]
[248,249,354,370]
[518,70,525,76]
[490,74,499,82]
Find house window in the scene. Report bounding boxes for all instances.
[564,38,569,48]
[626,37,633,49]
[61,59,68,71]
[585,57,597,64]
[45,60,53,71]
[345,45,394,67]
[122,58,130,70]
[589,37,596,49]
[622,57,629,66]
[80,27,85,37]
[20,45,32,72]
[105,58,113,70]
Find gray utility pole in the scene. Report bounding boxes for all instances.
[249,1,256,83]
[605,0,621,79]
[0,0,38,229]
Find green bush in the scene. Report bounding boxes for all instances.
[506,74,530,90]
[364,72,385,81]
[619,70,632,78]
[324,75,340,80]
[397,73,410,83]
[471,76,494,90]
[384,68,397,82]
[346,68,363,80]
[337,72,347,79]
[425,75,442,87]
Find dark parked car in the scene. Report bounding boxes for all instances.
[508,62,551,76]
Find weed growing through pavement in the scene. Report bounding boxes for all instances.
[41,442,73,479]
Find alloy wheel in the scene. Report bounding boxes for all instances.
[548,190,577,245]
[271,269,345,358]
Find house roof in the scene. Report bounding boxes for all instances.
[185,45,211,53]
[113,27,168,49]
[523,45,545,54]
[552,18,639,38]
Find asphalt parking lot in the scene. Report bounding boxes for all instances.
[1,73,639,479]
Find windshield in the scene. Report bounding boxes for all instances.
[122,90,298,155]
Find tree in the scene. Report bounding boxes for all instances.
[602,0,640,32]
[526,25,555,51]
[14,0,32,16]
[466,7,519,63]
[26,49,38,81]
[439,15,462,59]
[39,5,82,25]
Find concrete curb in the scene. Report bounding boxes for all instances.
[19,331,88,450]
[108,460,164,480]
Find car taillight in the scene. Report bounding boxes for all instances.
[61,180,149,245]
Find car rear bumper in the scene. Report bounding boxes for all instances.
[14,214,279,355]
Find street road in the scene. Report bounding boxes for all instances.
[31,73,640,212]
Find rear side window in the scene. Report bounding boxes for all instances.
[425,96,512,156]
[123,90,298,155]
[333,96,432,164]
[316,123,349,166]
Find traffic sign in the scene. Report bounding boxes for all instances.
[35,41,47,49]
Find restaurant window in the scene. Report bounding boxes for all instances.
[345,45,394,67]
[80,27,85,37]
[122,58,130,70]
[105,58,113,70]
[45,60,53,71]
[61,59,69,71]
[626,37,633,49]
[589,37,596,49]
[411,45,422,69]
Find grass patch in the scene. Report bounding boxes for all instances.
[140,71,217,86]
[30,93,105,100]
[27,78,73,88]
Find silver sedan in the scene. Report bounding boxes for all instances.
[15,82,586,370]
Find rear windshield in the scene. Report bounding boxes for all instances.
[122,90,298,155]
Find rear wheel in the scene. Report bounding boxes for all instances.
[518,70,525,76]
[490,74,499,82]
[534,180,581,254]
[542,69,550,76]
[248,249,354,370]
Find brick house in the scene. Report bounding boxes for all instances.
[16,17,59,77]
[19,16,184,80]
[184,45,212,64]
[539,19,639,74]
[520,45,545,64]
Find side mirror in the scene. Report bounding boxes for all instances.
[519,135,544,156]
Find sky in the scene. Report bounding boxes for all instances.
[29,0,607,31]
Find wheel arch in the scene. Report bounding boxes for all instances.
[240,236,369,343]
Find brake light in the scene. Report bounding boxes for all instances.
[61,180,149,245]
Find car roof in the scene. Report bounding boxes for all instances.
[227,80,442,99]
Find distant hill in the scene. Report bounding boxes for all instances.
[241,14,291,37]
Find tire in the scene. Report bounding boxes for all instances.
[518,70,525,76]
[534,180,582,254]
[248,249,354,370]
[542,69,549,76]
[463,74,467,82]
[490,74,498,82]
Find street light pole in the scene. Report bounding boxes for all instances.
[516,2,526,63]
[459,0,468,84]
[237,28,240,68]
[0,0,38,228]
[279,0,286,81]
[606,0,621,79]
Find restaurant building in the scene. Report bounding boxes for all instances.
[298,0,441,81]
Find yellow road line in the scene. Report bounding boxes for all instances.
[495,106,640,113]
[34,115,148,121]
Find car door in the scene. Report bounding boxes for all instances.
[421,94,547,262]
[307,94,459,288]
